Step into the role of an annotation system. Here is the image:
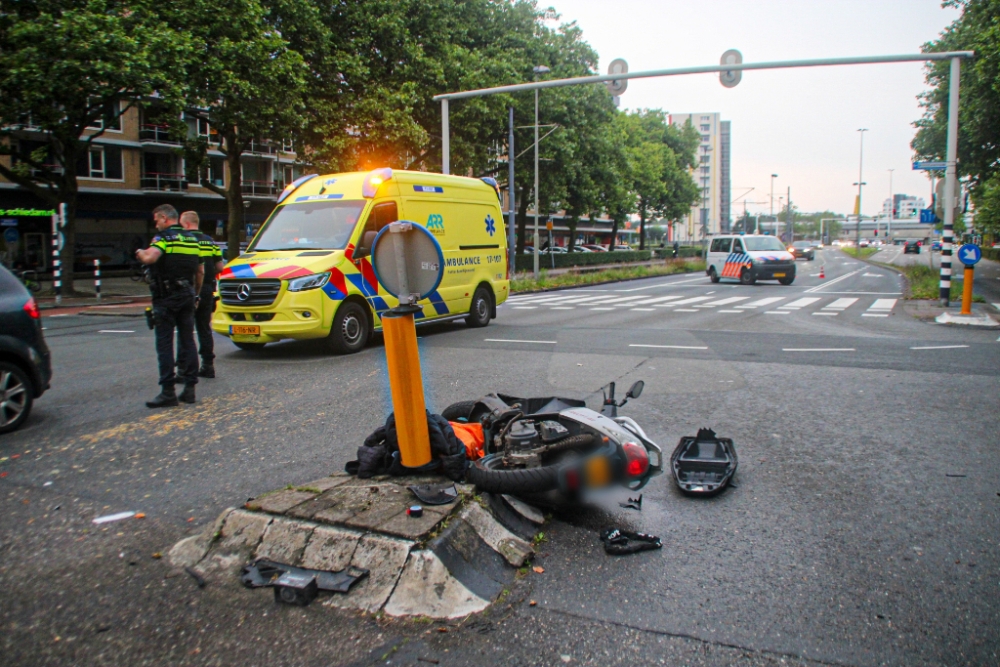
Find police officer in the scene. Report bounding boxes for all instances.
[180,211,224,378]
[136,204,204,408]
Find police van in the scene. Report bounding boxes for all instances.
[706,234,797,285]
[212,169,509,353]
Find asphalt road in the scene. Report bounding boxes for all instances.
[2,247,998,667]
[872,243,1000,304]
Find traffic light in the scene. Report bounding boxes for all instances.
[874,229,878,236]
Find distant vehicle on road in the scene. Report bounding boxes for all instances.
[903,240,922,254]
[568,246,592,252]
[787,241,816,261]
[0,264,51,434]
[706,234,796,285]
[612,245,632,252]
[858,238,870,248]
[930,241,942,251]
[581,244,608,252]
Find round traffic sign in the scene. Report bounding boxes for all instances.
[371,221,444,303]
[605,58,628,95]
[720,49,742,88]
[957,243,981,266]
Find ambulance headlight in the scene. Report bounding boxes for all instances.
[287,272,331,292]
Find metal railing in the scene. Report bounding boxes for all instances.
[140,172,188,192]
[241,180,277,197]
[139,124,181,145]
[245,140,277,155]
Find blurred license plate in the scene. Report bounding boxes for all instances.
[773,272,786,277]
[584,456,612,487]
[230,325,260,335]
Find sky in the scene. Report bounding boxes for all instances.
[547,0,962,217]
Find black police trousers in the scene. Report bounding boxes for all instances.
[153,291,198,387]
[194,289,215,364]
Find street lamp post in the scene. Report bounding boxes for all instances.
[887,168,894,241]
[770,174,778,233]
[855,129,868,250]
[532,65,549,279]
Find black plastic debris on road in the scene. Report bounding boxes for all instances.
[670,428,738,496]
[618,494,642,510]
[241,559,369,606]
[600,528,662,555]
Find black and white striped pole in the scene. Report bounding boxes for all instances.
[94,259,101,303]
[51,205,64,306]
[939,56,961,307]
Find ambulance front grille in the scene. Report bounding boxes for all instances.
[219,279,282,306]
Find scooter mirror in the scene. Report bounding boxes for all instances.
[626,380,644,399]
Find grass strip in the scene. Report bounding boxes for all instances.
[895,263,984,301]
[512,259,706,293]
[842,247,879,259]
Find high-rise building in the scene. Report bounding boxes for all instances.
[882,194,926,219]
[667,113,731,241]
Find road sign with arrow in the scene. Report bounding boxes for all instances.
[957,243,981,266]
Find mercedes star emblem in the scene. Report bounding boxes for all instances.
[236,283,252,301]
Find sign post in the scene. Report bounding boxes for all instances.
[957,243,981,315]
[51,204,65,306]
[370,221,445,468]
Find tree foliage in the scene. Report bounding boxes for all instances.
[912,0,1000,234]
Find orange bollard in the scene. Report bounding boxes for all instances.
[381,310,432,467]
[960,265,974,315]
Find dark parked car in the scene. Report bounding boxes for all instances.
[788,241,816,260]
[0,264,51,433]
[903,240,922,254]
[930,241,942,251]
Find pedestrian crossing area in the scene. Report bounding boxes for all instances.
[504,291,898,318]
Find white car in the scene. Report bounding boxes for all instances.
[706,235,797,285]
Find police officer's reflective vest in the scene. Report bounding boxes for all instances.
[150,225,201,285]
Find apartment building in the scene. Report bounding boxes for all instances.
[0,102,299,269]
[881,194,926,219]
[667,113,732,242]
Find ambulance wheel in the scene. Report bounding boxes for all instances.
[709,267,720,283]
[739,268,756,285]
[466,287,492,328]
[233,342,266,351]
[778,276,795,285]
[327,301,369,354]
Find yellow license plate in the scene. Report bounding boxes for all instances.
[773,272,786,277]
[584,456,612,487]
[230,325,260,335]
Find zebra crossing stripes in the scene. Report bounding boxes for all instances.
[695,296,750,308]
[735,297,783,309]
[813,297,858,316]
[862,298,897,317]
[778,297,822,310]
[667,296,713,307]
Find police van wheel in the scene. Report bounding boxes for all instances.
[233,342,266,351]
[328,302,369,354]
[466,287,492,328]
[739,268,756,286]
[778,276,795,285]
[709,267,720,283]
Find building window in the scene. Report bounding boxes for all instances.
[701,166,710,175]
[700,155,710,163]
[700,124,710,131]
[77,145,122,180]
[281,139,294,153]
[87,101,123,132]
[701,135,710,143]
[701,115,710,121]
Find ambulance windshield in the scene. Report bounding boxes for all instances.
[250,200,366,251]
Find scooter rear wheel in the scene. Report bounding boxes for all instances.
[466,454,561,495]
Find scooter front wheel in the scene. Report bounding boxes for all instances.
[466,454,561,495]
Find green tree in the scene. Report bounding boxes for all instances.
[0,0,188,291]
[912,0,1000,233]
[165,0,319,260]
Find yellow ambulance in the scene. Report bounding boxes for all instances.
[212,169,510,353]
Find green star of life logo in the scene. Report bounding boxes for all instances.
[426,214,445,235]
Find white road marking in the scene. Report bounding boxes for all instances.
[718,310,742,313]
[764,311,790,315]
[47,313,69,317]
[861,313,889,317]
[630,295,685,306]
[805,268,863,293]
[910,345,969,350]
[695,296,750,308]
[862,273,884,277]
[783,348,855,352]
[630,308,655,312]
[98,330,135,333]
[668,296,712,306]
[512,307,537,310]
[672,308,699,312]
[485,339,557,344]
[868,298,897,311]
[824,297,858,310]
[992,303,1000,311]
[614,276,708,291]
[735,297,784,309]
[812,312,838,316]
[630,344,708,350]
[778,297,822,310]
[551,307,574,310]
[590,307,615,311]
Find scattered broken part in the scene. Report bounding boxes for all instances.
[600,528,662,555]
[670,428,738,496]
[407,505,424,518]
[272,571,319,606]
[407,483,458,506]
[618,494,642,510]
[184,567,207,588]
[241,559,369,598]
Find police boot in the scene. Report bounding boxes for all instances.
[146,386,178,409]
[178,384,196,404]
[197,363,215,378]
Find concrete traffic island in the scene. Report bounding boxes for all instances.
[168,473,542,619]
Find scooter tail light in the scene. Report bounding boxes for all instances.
[23,297,40,320]
[565,469,580,490]
[622,441,649,477]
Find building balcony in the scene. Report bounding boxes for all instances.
[244,140,277,156]
[141,172,188,192]
[139,124,181,145]
[241,180,277,198]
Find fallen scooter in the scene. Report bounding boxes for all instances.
[443,380,663,501]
